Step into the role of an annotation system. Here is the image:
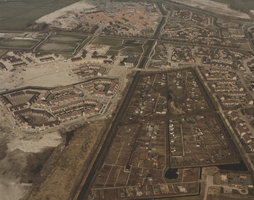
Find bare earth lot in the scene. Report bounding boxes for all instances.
[170,0,250,19]
[36,1,95,24]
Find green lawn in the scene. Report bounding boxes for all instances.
[105,50,119,56]
[122,47,143,53]
[48,35,85,43]
[93,37,123,46]
[37,34,87,53]
[0,39,39,48]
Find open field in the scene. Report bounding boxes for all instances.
[94,38,147,55]
[93,37,123,46]
[0,0,81,30]
[0,39,39,49]
[37,34,87,53]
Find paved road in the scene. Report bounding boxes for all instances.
[204,175,213,200]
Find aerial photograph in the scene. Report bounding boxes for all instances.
[1,0,254,200]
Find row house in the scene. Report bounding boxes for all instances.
[81,50,88,59]
[13,108,32,117]
[44,112,54,121]
[230,112,238,121]
[10,58,22,64]
[222,99,240,106]
[71,57,82,62]
[10,91,25,98]
[84,108,95,117]
[36,100,48,107]
[206,75,224,81]
[58,110,83,121]
[215,86,231,92]
[80,81,94,88]
[9,103,27,111]
[50,99,84,113]
[97,67,106,76]
[27,95,39,105]
[107,82,119,95]
[94,91,105,97]
[103,60,113,65]
[12,62,27,68]
[236,82,244,91]
[0,95,12,107]
[249,141,254,152]
[41,91,51,100]
[217,79,236,85]
[94,78,112,84]
[89,64,101,70]
[80,72,94,79]
[50,94,79,105]
[32,109,48,116]
[217,92,225,101]
[210,68,229,74]
[200,68,209,77]
[211,62,232,68]
[51,85,74,94]
[91,55,108,60]
[246,94,253,105]
[95,103,102,111]
[25,57,34,64]
[83,87,94,94]
[73,87,82,94]
[71,67,82,73]
[34,52,52,58]
[32,120,59,129]
[26,90,40,96]
[0,62,7,71]
[16,115,28,125]
[80,65,89,71]
[2,56,16,62]
[84,99,97,105]
[242,134,252,144]
[236,124,247,137]
[227,92,246,97]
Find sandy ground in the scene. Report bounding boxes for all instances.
[0,104,62,200]
[36,0,95,24]
[170,0,250,19]
[8,132,62,153]
[0,59,80,89]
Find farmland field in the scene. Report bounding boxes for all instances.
[0,0,80,29]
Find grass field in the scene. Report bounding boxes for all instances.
[37,34,87,53]
[0,0,80,30]
[95,38,148,55]
[0,39,39,49]
[93,37,123,46]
